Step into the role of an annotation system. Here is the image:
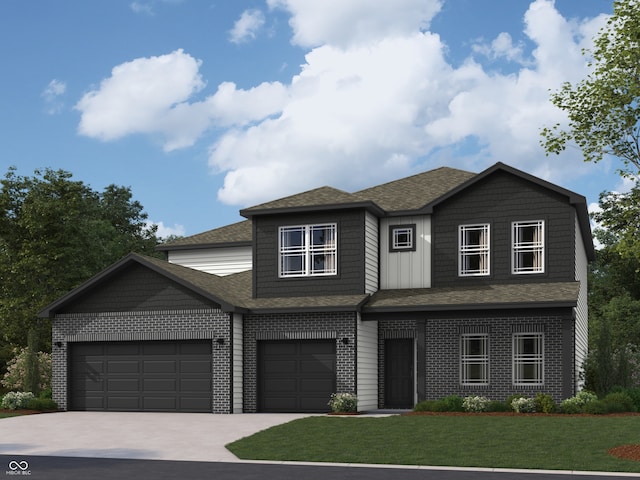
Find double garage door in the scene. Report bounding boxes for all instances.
[259,340,336,413]
[69,340,212,412]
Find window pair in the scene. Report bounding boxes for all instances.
[279,224,337,277]
[460,333,544,386]
[459,221,545,276]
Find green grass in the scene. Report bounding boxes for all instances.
[0,412,22,419]
[226,415,640,473]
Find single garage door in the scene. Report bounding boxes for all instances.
[258,340,336,413]
[69,340,212,412]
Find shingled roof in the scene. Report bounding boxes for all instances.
[353,166,475,212]
[157,220,252,251]
[364,282,580,312]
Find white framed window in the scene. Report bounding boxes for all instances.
[513,333,544,386]
[512,221,544,274]
[460,334,489,385]
[390,224,416,252]
[459,224,490,276]
[279,224,337,277]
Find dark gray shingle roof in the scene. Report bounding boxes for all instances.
[157,220,252,251]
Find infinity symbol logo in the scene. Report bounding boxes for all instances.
[8,461,29,471]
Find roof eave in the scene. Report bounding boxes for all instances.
[362,300,577,314]
[156,241,252,252]
[240,201,384,218]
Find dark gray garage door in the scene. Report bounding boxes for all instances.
[69,340,212,412]
[258,340,336,413]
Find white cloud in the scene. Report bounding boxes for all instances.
[150,221,185,239]
[77,0,612,208]
[229,9,266,44]
[42,79,67,115]
[75,49,287,151]
[267,0,442,48]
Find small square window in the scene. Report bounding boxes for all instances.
[389,224,416,252]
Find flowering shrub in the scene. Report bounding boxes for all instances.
[1,347,52,392]
[560,390,598,413]
[511,396,535,413]
[1,392,35,410]
[462,396,490,412]
[328,393,358,413]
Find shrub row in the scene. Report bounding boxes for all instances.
[414,389,640,415]
[1,390,58,411]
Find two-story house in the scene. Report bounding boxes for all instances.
[40,162,594,413]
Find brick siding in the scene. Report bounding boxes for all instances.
[52,308,232,413]
[243,311,357,412]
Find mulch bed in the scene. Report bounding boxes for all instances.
[609,445,640,462]
[0,409,56,415]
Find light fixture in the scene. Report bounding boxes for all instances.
[341,337,350,345]
[54,341,63,348]
[216,338,225,346]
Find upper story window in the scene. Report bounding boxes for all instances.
[389,224,416,252]
[512,220,544,274]
[279,224,337,277]
[459,224,490,276]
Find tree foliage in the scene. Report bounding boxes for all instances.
[0,167,160,357]
[541,0,640,176]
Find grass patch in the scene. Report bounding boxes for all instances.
[226,415,640,473]
[0,412,22,419]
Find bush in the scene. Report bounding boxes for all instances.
[414,400,442,412]
[1,392,35,410]
[1,348,52,393]
[602,392,636,413]
[506,394,526,411]
[511,397,535,413]
[25,398,58,411]
[560,390,598,413]
[462,396,490,413]
[583,400,609,415]
[441,395,464,412]
[487,400,510,412]
[535,393,557,413]
[328,393,358,413]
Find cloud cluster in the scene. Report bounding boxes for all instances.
[42,79,67,115]
[75,0,609,207]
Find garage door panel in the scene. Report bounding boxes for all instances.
[107,344,140,355]
[180,360,211,374]
[180,378,211,392]
[144,360,176,374]
[259,340,335,413]
[108,360,139,374]
[300,358,333,374]
[70,340,212,413]
[143,378,176,391]
[300,378,334,392]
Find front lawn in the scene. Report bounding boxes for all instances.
[226,415,640,473]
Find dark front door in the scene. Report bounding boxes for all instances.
[385,339,414,408]
[258,340,336,413]
[69,340,212,412]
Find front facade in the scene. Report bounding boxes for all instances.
[40,162,594,413]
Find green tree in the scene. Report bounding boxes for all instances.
[541,0,640,176]
[0,167,160,361]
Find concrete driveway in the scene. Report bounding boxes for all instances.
[0,411,313,462]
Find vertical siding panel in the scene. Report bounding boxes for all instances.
[233,313,244,412]
[380,216,431,289]
[574,216,589,392]
[168,247,252,276]
[364,212,379,294]
[357,316,378,411]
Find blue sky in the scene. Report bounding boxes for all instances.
[0,0,621,238]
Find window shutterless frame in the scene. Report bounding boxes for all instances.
[459,224,490,276]
[389,224,416,252]
[512,220,545,274]
[279,223,337,277]
[512,333,544,386]
[460,334,489,385]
